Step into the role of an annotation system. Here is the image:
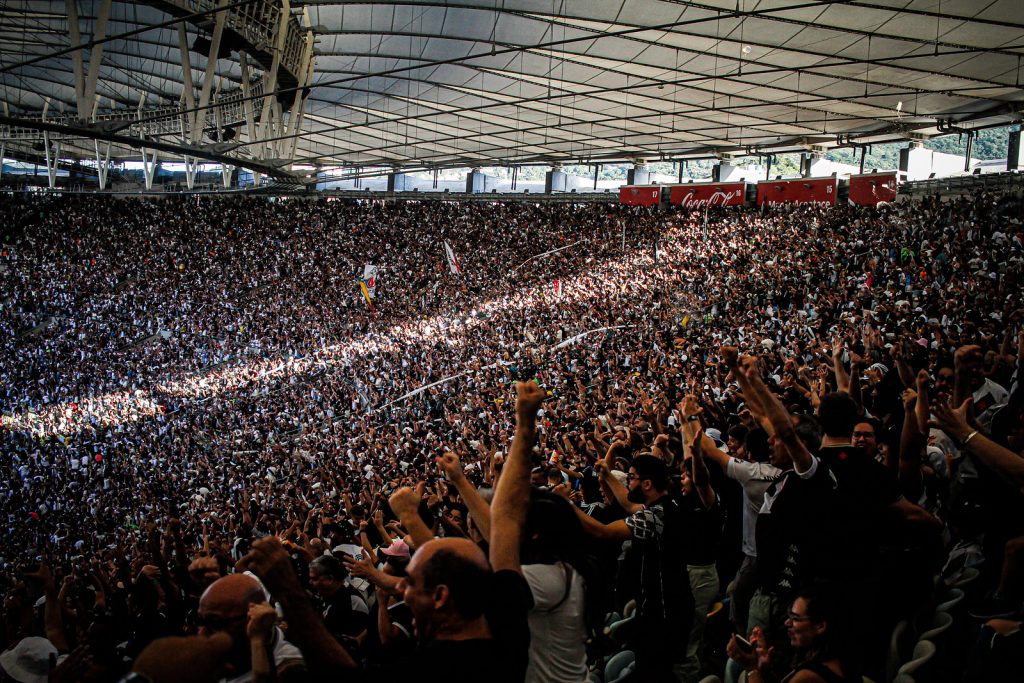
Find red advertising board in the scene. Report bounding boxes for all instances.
[619,185,662,206]
[669,182,746,208]
[756,177,837,206]
[848,172,898,206]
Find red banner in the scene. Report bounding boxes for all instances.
[756,177,837,206]
[848,172,898,206]
[619,185,662,206]
[669,182,746,208]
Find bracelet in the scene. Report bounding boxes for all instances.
[961,430,980,448]
[119,673,154,683]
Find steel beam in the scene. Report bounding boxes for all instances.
[83,0,112,117]
[190,0,229,144]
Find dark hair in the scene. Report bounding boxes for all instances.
[792,413,822,454]
[309,554,347,581]
[728,425,750,444]
[817,392,858,439]
[793,585,860,679]
[523,488,610,639]
[420,548,492,619]
[631,454,669,492]
[744,427,771,463]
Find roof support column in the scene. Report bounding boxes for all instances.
[42,132,60,189]
[190,0,229,144]
[141,148,159,190]
[284,18,316,162]
[1008,130,1023,171]
[94,140,111,190]
[66,1,86,116]
[257,0,292,162]
[627,162,649,185]
[66,0,111,120]
[177,23,197,117]
[83,0,111,120]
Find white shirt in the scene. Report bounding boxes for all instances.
[726,458,784,557]
[222,627,303,683]
[522,563,588,683]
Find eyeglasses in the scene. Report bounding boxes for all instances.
[196,613,248,631]
[787,611,813,623]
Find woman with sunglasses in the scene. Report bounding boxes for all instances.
[726,586,858,682]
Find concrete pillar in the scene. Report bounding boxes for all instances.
[1008,130,1023,171]
[713,161,741,182]
[627,165,649,185]
[800,153,828,177]
[898,141,932,181]
[465,168,491,193]
[387,172,412,192]
[545,168,568,193]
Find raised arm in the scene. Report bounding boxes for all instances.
[388,484,434,549]
[933,398,1024,492]
[438,451,493,542]
[487,382,544,573]
[237,537,358,672]
[724,346,813,473]
[490,381,544,574]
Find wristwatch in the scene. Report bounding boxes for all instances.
[686,415,700,422]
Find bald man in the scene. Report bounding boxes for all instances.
[197,573,305,683]
[382,382,543,682]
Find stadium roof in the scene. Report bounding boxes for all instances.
[1,0,1023,180]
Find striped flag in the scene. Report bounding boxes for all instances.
[444,241,462,275]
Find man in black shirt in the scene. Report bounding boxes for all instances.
[576,454,695,682]
[308,555,367,652]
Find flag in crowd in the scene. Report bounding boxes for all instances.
[359,264,378,311]
[444,240,462,275]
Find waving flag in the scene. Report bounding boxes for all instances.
[444,241,462,275]
[359,264,378,312]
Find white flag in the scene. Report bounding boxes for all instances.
[361,264,379,300]
[444,241,462,275]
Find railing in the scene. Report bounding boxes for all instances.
[0,81,262,144]
[159,0,308,83]
[899,170,1024,197]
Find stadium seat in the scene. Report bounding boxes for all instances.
[886,619,916,683]
[896,640,936,680]
[604,650,635,683]
[943,567,979,590]
[934,588,964,614]
[918,611,954,645]
[604,600,638,642]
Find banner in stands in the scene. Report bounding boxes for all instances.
[619,185,662,206]
[848,172,898,206]
[443,240,462,275]
[361,264,378,300]
[669,182,746,208]
[757,177,837,206]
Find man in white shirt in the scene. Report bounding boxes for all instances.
[701,426,783,631]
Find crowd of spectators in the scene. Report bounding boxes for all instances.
[1,189,1023,683]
